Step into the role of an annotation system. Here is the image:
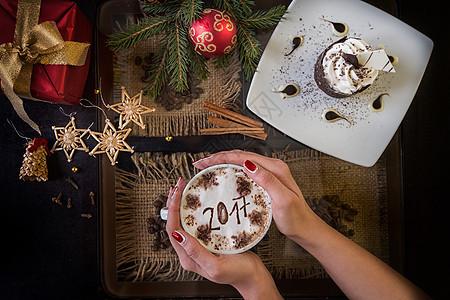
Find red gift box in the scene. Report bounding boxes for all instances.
[0,0,92,105]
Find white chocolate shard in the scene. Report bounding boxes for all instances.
[357,49,396,73]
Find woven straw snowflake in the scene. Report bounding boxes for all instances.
[88,119,134,165]
[107,87,155,129]
[51,118,89,162]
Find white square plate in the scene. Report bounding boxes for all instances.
[246,0,433,166]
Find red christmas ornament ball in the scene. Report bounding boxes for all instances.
[189,8,237,58]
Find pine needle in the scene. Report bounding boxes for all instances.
[241,6,287,29]
[237,26,261,80]
[166,24,190,92]
[107,16,171,50]
[143,38,170,98]
[179,0,204,24]
[187,46,210,80]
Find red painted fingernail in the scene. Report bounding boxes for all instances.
[170,186,179,199]
[192,154,212,165]
[172,230,186,245]
[167,185,174,198]
[175,176,182,187]
[244,160,258,173]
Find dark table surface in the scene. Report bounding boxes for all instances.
[2,0,449,299]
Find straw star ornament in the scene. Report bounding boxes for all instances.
[107,87,155,129]
[88,119,134,165]
[51,118,89,162]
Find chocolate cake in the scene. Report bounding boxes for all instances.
[314,37,379,98]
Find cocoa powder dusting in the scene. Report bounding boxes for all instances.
[196,224,212,245]
[236,176,251,196]
[198,171,219,190]
[249,210,266,227]
[184,215,195,226]
[231,231,254,249]
[253,193,267,209]
[184,194,201,211]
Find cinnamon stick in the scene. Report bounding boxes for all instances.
[200,128,267,140]
[207,116,247,128]
[203,102,263,128]
[206,117,267,140]
[245,132,268,140]
[201,127,264,133]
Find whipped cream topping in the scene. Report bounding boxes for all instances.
[322,38,378,95]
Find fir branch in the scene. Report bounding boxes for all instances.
[109,0,287,96]
[213,50,234,70]
[143,37,170,98]
[237,26,261,80]
[212,0,239,20]
[240,5,287,29]
[140,0,181,17]
[166,24,190,92]
[187,46,210,80]
[179,0,204,24]
[236,0,254,16]
[107,16,171,50]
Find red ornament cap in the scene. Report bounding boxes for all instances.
[189,9,237,58]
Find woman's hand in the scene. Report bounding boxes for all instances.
[165,177,282,300]
[192,150,321,241]
[189,150,429,300]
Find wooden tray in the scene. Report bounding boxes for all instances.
[96,0,403,297]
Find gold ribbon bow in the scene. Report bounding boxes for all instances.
[0,0,90,134]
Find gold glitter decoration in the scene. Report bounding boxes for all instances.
[88,119,134,166]
[19,140,48,182]
[51,118,89,162]
[107,86,155,129]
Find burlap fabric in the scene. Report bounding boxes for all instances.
[115,152,205,282]
[115,149,388,282]
[256,149,389,279]
[113,37,242,137]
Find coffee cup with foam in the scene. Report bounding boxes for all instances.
[180,164,272,254]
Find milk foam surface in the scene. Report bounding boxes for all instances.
[180,165,271,254]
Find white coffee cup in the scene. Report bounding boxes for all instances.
[180,164,272,254]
